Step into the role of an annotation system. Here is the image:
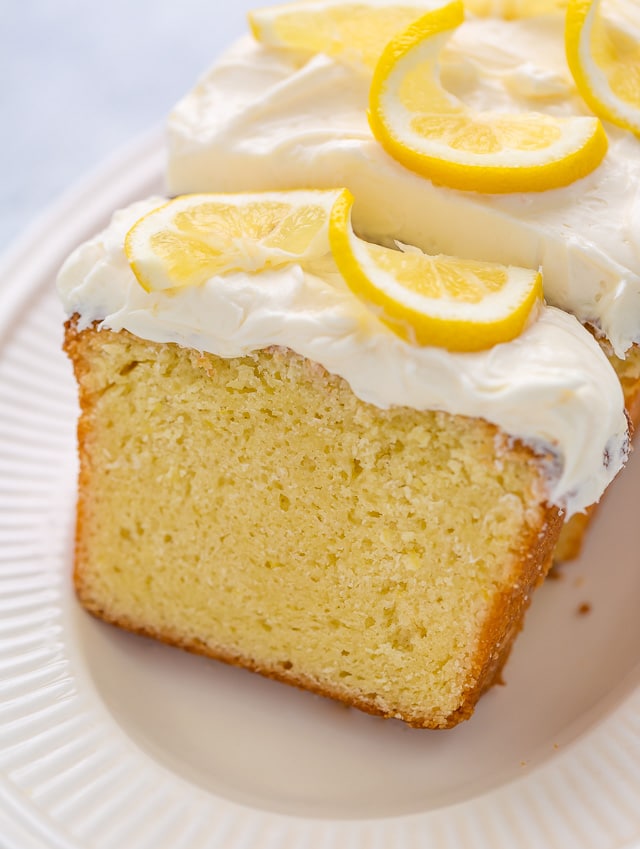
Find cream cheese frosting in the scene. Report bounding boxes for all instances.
[167,10,640,357]
[57,198,629,518]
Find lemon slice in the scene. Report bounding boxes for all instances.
[464,0,567,17]
[369,0,608,192]
[329,190,542,350]
[566,0,640,137]
[125,191,342,292]
[249,0,448,70]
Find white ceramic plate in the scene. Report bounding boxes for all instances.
[1,133,640,849]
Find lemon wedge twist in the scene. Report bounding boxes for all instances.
[368,0,608,192]
[329,190,543,350]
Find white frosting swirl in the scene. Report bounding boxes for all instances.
[57,198,629,517]
[167,13,640,357]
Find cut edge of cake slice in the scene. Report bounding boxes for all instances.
[64,320,564,728]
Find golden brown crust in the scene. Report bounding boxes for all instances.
[65,318,565,729]
[74,533,559,731]
[449,505,562,725]
[607,342,640,428]
[74,588,435,726]
[553,509,594,562]
[63,317,95,598]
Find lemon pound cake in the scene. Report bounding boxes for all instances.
[58,195,628,728]
[166,0,640,558]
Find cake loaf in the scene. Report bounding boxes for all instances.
[166,1,640,559]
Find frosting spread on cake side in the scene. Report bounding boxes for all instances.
[57,198,629,517]
[166,10,640,356]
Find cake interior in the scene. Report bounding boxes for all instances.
[66,322,563,728]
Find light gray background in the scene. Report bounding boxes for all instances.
[1,0,257,255]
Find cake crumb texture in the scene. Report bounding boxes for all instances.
[65,321,562,728]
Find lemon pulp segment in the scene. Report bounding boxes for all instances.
[249,0,450,69]
[464,0,567,18]
[125,191,343,292]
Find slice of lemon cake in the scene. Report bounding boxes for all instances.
[58,193,628,728]
[166,0,640,558]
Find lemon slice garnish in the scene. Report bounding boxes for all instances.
[329,190,543,350]
[249,0,448,70]
[464,0,567,17]
[125,191,342,292]
[126,189,542,351]
[369,0,608,192]
[566,0,640,138]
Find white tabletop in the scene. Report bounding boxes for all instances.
[2,0,257,256]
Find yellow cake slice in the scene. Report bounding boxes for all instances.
[58,198,628,728]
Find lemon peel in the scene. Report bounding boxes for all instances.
[329,190,543,350]
[369,0,608,192]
